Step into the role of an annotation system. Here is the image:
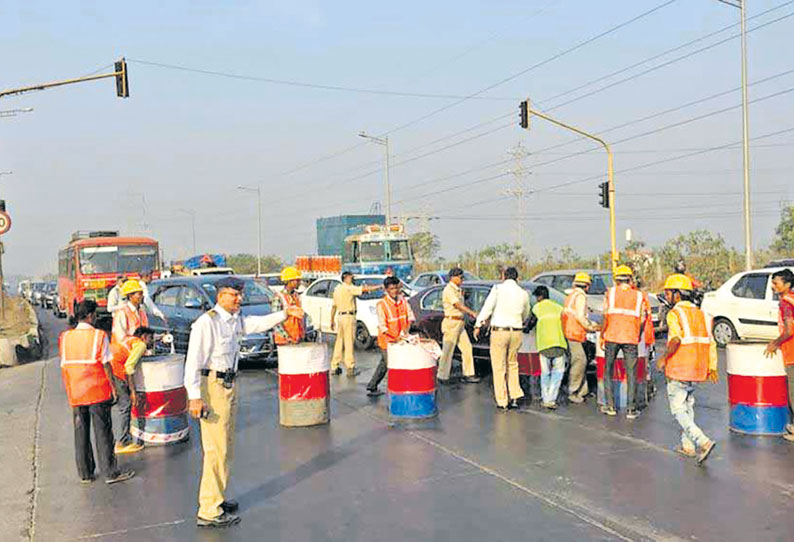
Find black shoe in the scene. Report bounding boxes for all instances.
[460,375,481,384]
[221,500,239,513]
[507,399,519,410]
[437,378,455,386]
[105,469,135,485]
[366,388,384,397]
[197,512,241,528]
[496,405,509,411]
[626,409,640,420]
[333,367,343,375]
[80,476,95,484]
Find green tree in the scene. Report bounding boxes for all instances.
[658,230,740,286]
[226,253,283,274]
[409,232,441,263]
[771,204,794,254]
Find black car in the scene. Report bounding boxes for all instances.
[146,275,315,363]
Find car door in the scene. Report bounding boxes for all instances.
[178,285,210,350]
[302,279,334,333]
[150,284,185,348]
[463,285,492,349]
[415,286,444,341]
[730,272,775,340]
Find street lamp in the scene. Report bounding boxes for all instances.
[0,108,33,119]
[0,171,12,177]
[237,185,263,277]
[178,209,197,255]
[358,131,392,226]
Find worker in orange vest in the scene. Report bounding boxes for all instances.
[273,267,306,345]
[601,265,649,419]
[657,274,718,464]
[561,272,600,404]
[766,268,794,443]
[632,277,658,397]
[111,326,156,435]
[59,300,135,485]
[366,276,415,396]
[110,279,149,454]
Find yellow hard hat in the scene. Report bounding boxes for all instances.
[573,272,592,285]
[614,265,634,278]
[663,273,693,291]
[280,266,302,282]
[121,279,144,297]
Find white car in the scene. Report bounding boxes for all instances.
[301,274,408,350]
[701,266,793,347]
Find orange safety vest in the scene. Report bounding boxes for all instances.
[562,289,588,343]
[779,293,794,366]
[109,335,145,381]
[665,304,710,382]
[274,290,304,345]
[59,327,114,407]
[377,295,410,350]
[603,285,644,345]
[114,303,149,340]
[641,291,655,346]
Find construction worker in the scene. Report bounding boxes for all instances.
[765,268,794,443]
[59,299,135,485]
[184,277,304,528]
[366,276,415,397]
[601,265,649,419]
[438,267,480,385]
[110,279,149,454]
[528,286,567,409]
[474,267,530,410]
[657,274,718,464]
[674,259,703,290]
[561,272,600,404]
[139,270,166,321]
[272,266,305,345]
[106,276,126,313]
[329,272,380,377]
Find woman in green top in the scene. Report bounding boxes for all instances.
[528,286,568,409]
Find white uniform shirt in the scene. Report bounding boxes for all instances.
[474,279,531,329]
[107,285,123,313]
[183,304,287,400]
[140,281,165,320]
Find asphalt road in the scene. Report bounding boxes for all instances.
[4,307,794,542]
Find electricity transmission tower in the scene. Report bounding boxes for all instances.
[504,142,530,253]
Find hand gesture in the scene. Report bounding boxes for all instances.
[707,369,719,383]
[189,399,207,419]
[473,327,481,341]
[330,319,336,332]
[764,342,778,359]
[286,306,305,319]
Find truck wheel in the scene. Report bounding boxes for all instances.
[355,322,374,350]
[712,318,736,348]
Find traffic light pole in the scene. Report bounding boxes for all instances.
[519,102,618,271]
[0,59,129,99]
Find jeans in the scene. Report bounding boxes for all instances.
[367,349,388,391]
[112,375,134,445]
[604,342,638,410]
[73,401,119,481]
[540,352,566,404]
[666,379,709,450]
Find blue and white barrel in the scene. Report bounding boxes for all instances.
[387,341,437,419]
[727,343,790,435]
[130,354,189,445]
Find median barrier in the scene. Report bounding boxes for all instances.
[387,339,439,420]
[130,353,189,445]
[278,342,330,427]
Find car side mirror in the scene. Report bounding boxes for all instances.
[184,299,204,310]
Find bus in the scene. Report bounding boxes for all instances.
[57,231,160,318]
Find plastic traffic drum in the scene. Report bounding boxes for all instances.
[726,343,790,435]
[387,341,438,419]
[277,343,330,427]
[130,353,189,445]
[517,332,542,402]
[595,333,648,410]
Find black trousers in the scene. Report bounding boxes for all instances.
[367,350,388,391]
[603,342,639,410]
[73,401,119,481]
[112,375,134,445]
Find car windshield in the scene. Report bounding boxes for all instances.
[360,241,386,262]
[201,279,274,306]
[78,245,158,275]
[389,240,411,260]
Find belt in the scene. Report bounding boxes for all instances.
[201,369,237,380]
[337,311,355,315]
[444,315,464,321]
[491,326,523,332]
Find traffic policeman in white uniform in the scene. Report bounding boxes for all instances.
[184,277,304,528]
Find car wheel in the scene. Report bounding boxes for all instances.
[354,322,374,350]
[712,318,736,348]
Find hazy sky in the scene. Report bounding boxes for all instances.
[2,0,793,277]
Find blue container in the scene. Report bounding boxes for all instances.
[316,215,384,256]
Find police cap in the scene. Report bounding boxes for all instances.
[215,277,245,292]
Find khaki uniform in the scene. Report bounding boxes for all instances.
[490,330,524,406]
[438,282,475,380]
[198,372,237,519]
[331,283,363,370]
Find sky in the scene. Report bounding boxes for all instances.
[1,0,793,277]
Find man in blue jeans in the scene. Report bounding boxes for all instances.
[528,286,568,409]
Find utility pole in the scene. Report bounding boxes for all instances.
[237,185,263,276]
[358,132,392,226]
[519,98,618,271]
[740,0,753,270]
[504,142,530,253]
[179,209,197,254]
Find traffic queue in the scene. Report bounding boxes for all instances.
[56,264,794,529]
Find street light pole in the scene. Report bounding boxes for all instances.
[179,209,197,254]
[237,185,263,276]
[358,132,392,225]
[740,0,752,270]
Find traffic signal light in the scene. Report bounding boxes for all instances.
[115,58,129,98]
[598,181,610,209]
[519,100,529,129]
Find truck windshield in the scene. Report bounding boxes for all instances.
[389,240,411,260]
[360,241,386,262]
[78,245,158,275]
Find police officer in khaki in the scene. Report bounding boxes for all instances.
[184,277,304,528]
[330,272,380,376]
[438,267,481,385]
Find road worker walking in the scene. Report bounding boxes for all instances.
[561,272,600,404]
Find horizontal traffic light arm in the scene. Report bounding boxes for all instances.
[0,60,127,99]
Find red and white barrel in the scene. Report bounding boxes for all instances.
[387,340,437,419]
[130,354,189,445]
[595,333,647,410]
[517,331,542,401]
[277,343,330,427]
[726,343,790,435]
